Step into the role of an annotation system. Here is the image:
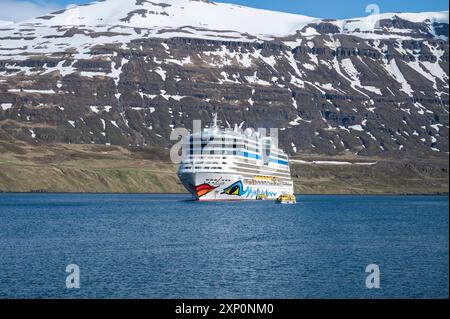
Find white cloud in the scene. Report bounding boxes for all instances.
[0,0,63,23]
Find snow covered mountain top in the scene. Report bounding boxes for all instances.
[0,20,13,26]
[9,0,449,39]
[332,10,449,39]
[0,0,448,60]
[339,10,449,25]
[24,0,318,38]
[376,10,449,24]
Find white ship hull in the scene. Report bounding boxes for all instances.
[178,172,294,201]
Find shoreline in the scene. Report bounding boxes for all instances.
[0,191,448,196]
[1,143,448,197]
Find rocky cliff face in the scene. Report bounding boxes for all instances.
[0,0,448,159]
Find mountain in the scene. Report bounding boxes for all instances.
[0,0,448,161]
[0,20,13,26]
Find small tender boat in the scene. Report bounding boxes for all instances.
[256,194,268,200]
[276,194,296,204]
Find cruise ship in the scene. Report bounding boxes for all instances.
[177,113,294,201]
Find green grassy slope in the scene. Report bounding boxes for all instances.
[0,140,448,194]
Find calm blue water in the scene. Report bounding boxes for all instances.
[0,194,448,299]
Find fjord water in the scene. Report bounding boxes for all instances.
[0,194,448,299]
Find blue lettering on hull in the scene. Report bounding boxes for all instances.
[222,181,278,198]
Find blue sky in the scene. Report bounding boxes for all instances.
[1,0,448,22]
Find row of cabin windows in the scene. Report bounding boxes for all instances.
[190,149,239,156]
[183,167,223,170]
[187,148,288,161]
[189,137,259,153]
[191,136,260,145]
[187,137,287,160]
[188,147,264,154]
[183,162,227,165]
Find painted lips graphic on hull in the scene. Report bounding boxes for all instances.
[195,183,217,198]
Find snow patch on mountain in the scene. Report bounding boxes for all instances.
[24,0,318,39]
[0,20,13,26]
[0,0,447,62]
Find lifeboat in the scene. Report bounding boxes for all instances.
[256,194,268,200]
[276,194,296,204]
